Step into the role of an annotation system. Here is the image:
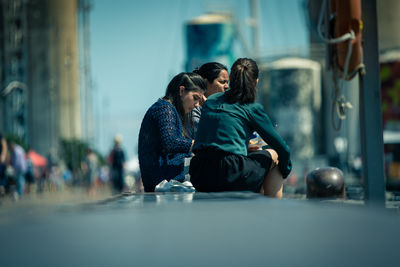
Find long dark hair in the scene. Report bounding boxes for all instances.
[163,72,206,122]
[194,62,228,85]
[225,58,259,104]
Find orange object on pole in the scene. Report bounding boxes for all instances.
[331,0,363,79]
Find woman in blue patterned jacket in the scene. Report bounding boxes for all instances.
[138,72,206,192]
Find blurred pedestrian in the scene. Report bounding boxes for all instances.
[0,133,7,196]
[108,135,126,193]
[190,58,292,198]
[24,156,35,193]
[138,72,206,192]
[10,141,27,197]
[81,148,99,196]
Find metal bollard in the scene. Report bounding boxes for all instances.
[306,167,345,199]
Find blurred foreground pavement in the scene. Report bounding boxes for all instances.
[0,191,399,267]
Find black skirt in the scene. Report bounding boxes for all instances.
[189,149,272,193]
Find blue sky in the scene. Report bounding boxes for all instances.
[90,0,309,158]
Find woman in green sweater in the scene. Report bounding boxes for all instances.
[189,58,292,198]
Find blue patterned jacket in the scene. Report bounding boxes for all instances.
[138,99,192,192]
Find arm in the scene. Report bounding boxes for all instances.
[250,105,292,178]
[191,106,202,128]
[153,103,193,154]
[0,138,7,163]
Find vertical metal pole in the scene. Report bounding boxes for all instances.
[84,0,93,146]
[250,0,260,58]
[359,0,385,206]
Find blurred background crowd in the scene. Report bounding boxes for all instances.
[0,132,142,201]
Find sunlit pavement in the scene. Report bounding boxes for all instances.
[0,190,399,267]
[0,186,113,209]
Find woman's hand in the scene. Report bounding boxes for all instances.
[266,149,279,167]
[200,95,207,106]
[190,139,195,151]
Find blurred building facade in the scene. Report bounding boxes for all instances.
[259,57,324,186]
[377,0,400,186]
[0,0,92,156]
[377,0,400,134]
[260,58,322,158]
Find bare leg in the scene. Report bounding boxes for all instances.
[262,166,284,198]
[260,149,284,198]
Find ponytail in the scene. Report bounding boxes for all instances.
[225,58,258,104]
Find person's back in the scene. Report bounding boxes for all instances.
[11,144,26,174]
[194,92,260,155]
[112,147,124,169]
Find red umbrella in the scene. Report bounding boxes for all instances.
[27,150,48,167]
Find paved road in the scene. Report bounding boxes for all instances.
[1,191,399,267]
